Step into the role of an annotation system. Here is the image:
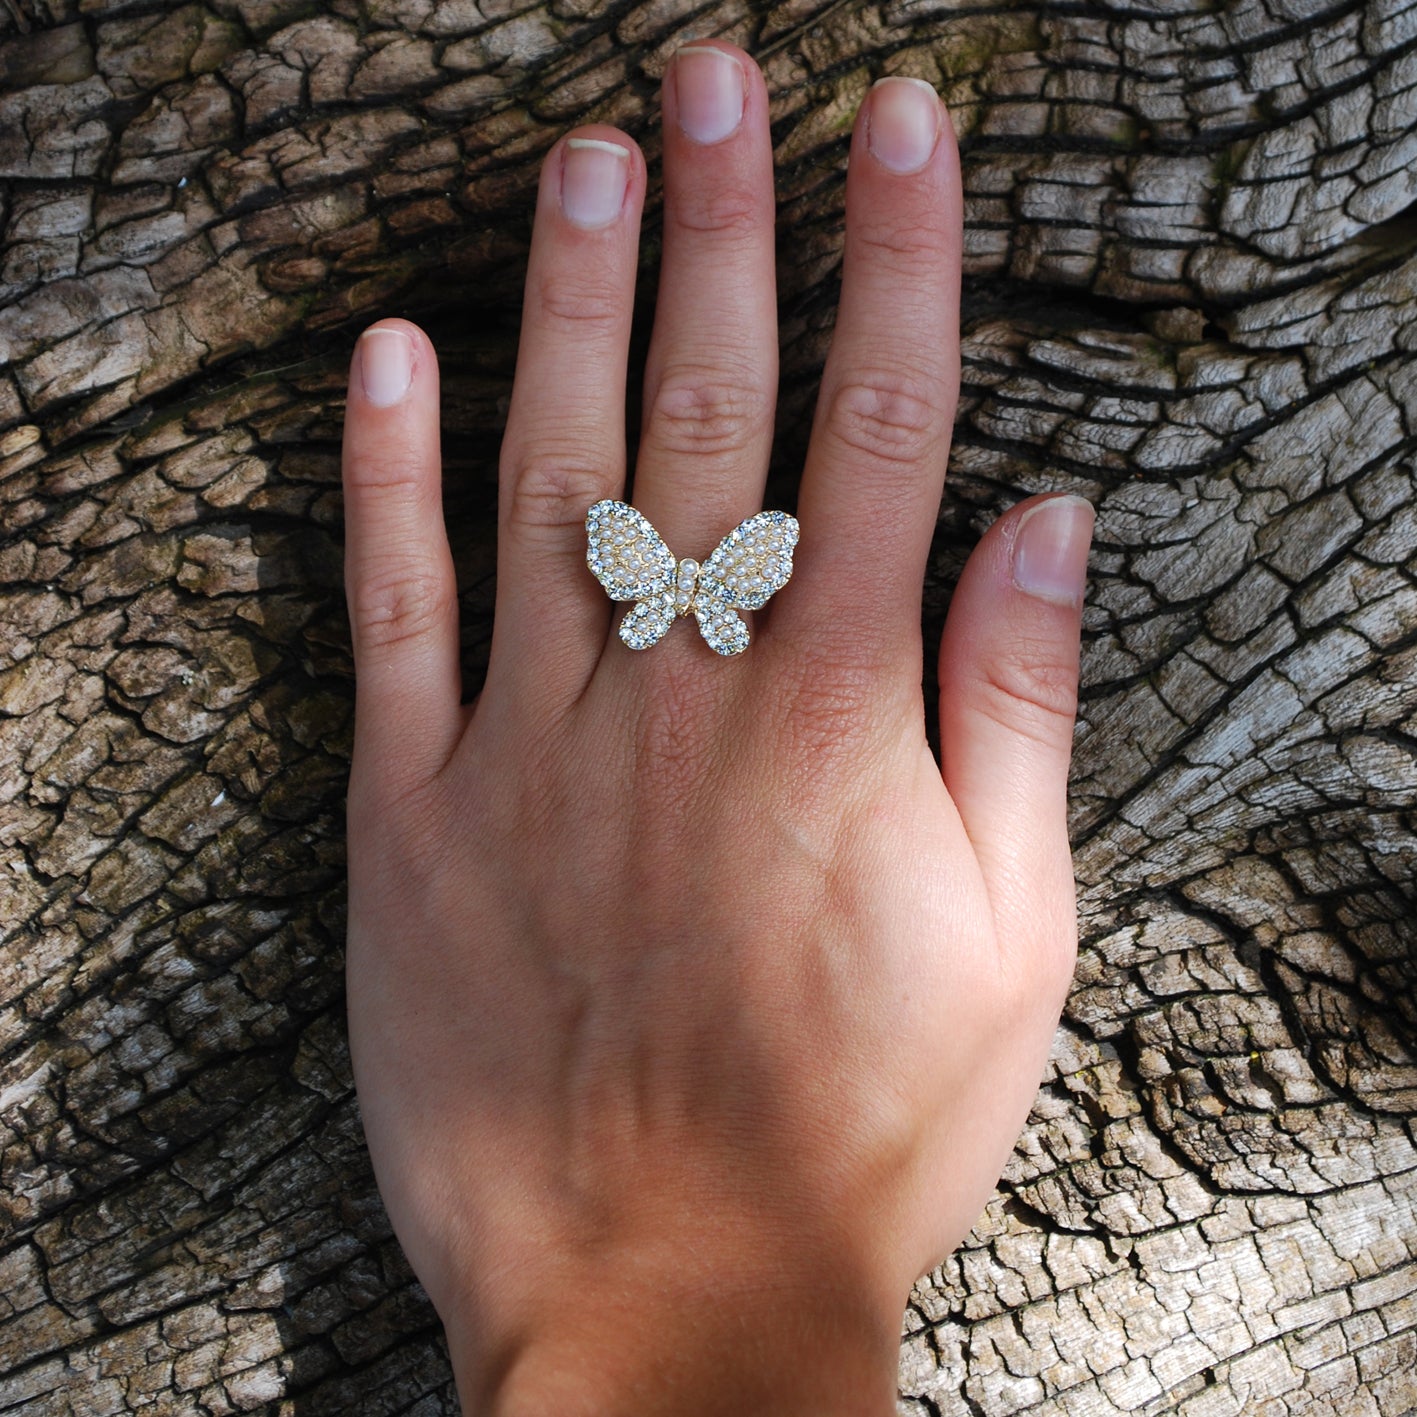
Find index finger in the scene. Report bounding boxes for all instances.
[781,79,962,677]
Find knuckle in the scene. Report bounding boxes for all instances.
[630,661,722,808]
[348,775,463,892]
[351,559,455,653]
[645,364,771,459]
[854,214,945,269]
[672,185,761,239]
[772,645,883,763]
[823,373,941,467]
[532,265,625,330]
[971,639,1080,747]
[345,447,427,495]
[504,452,611,531]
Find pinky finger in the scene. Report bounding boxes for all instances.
[342,319,463,786]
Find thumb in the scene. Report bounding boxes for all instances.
[938,494,1094,987]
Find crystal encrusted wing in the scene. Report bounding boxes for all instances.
[690,582,750,657]
[586,500,677,650]
[586,500,676,601]
[699,511,799,610]
[694,511,799,656]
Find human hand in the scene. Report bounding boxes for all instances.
[340,43,1093,1416]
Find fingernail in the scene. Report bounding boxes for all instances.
[358,328,413,408]
[675,45,745,145]
[562,137,631,229]
[1011,496,1095,605]
[866,77,941,175]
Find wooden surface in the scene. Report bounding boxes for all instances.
[2,0,1415,1411]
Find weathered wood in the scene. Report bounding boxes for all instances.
[1,0,1414,1412]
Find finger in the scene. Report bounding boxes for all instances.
[632,43,778,555]
[938,494,1094,985]
[785,79,962,673]
[490,127,646,702]
[342,318,462,784]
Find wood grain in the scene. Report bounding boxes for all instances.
[2,0,1414,1411]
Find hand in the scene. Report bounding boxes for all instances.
[340,44,1093,1416]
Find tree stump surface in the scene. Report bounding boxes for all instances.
[2,0,1415,1412]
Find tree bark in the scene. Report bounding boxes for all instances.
[2,0,1415,1413]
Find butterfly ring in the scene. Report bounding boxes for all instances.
[585,500,799,656]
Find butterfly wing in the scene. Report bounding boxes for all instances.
[586,500,678,650]
[691,585,750,657]
[699,511,799,609]
[586,500,676,601]
[619,592,676,650]
[694,511,799,656]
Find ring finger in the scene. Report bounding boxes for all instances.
[631,43,779,558]
[490,126,646,708]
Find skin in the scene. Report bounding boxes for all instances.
[340,45,1094,1416]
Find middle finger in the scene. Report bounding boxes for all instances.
[631,43,779,558]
